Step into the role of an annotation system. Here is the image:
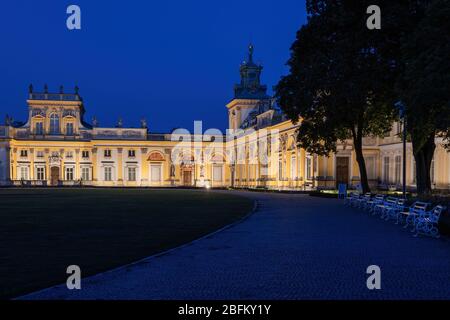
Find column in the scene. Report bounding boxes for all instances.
[117,148,123,186]
[92,148,98,183]
[75,149,80,180]
[29,148,34,180]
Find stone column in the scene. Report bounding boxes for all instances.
[29,148,34,180]
[75,149,80,180]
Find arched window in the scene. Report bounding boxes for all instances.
[49,113,60,134]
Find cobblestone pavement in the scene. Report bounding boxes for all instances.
[21,191,450,300]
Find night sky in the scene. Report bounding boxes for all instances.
[0,0,306,133]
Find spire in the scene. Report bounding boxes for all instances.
[248,43,254,64]
[234,44,268,100]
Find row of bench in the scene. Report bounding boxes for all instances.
[344,193,446,238]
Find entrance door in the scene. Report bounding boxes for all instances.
[150,164,161,184]
[336,157,349,188]
[183,170,192,186]
[50,167,59,186]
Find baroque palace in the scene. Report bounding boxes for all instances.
[0,45,449,190]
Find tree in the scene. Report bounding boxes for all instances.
[276,1,400,193]
[396,0,450,194]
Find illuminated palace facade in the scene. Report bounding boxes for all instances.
[0,46,449,190]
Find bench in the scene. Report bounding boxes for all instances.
[344,192,360,206]
[355,193,371,209]
[373,196,397,216]
[414,205,446,238]
[402,201,430,231]
[384,198,407,222]
[364,194,385,212]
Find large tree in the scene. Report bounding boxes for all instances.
[276,1,400,193]
[396,0,450,194]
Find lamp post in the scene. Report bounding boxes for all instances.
[394,101,407,199]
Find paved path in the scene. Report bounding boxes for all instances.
[22,191,450,299]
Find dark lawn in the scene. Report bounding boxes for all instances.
[0,188,253,299]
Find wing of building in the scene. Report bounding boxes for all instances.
[0,46,449,190]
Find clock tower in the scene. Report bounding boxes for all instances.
[227,44,270,130]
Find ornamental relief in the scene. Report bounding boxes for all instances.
[147,151,165,161]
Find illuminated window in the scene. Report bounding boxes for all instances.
[20,166,29,180]
[66,123,74,135]
[128,167,136,181]
[306,156,312,180]
[278,159,283,180]
[104,167,112,181]
[35,122,44,135]
[431,158,435,183]
[290,155,297,179]
[383,157,390,183]
[81,167,90,181]
[36,167,45,180]
[49,114,60,134]
[395,155,401,184]
[66,167,74,180]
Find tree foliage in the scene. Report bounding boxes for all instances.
[396,0,450,193]
[276,1,401,192]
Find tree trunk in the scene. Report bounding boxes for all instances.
[413,133,435,195]
[352,127,370,193]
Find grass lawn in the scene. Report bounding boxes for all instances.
[0,188,253,299]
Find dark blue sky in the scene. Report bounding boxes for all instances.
[0,0,306,132]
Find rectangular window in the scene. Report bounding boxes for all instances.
[383,157,390,183]
[104,167,112,181]
[35,122,44,135]
[66,151,73,159]
[128,167,136,181]
[81,167,90,181]
[306,157,312,180]
[20,150,28,157]
[431,158,435,184]
[278,159,283,180]
[36,167,45,180]
[395,155,401,185]
[36,151,44,158]
[66,167,74,180]
[128,150,136,158]
[290,155,297,179]
[50,114,60,134]
[104,150,111,158]
[82,151,89,158]
[20,166,29,180]
[365,156,376,180]
[66,123,74,136]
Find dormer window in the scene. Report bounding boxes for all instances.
[35,122,44,135]
[104,149,111,158]
[49,113,60,134]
